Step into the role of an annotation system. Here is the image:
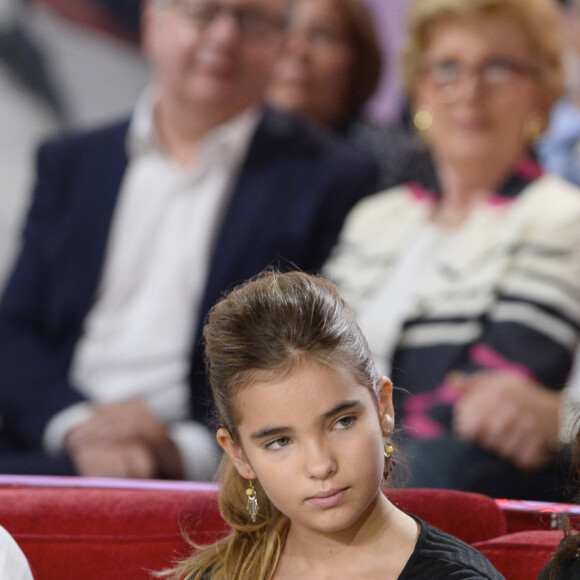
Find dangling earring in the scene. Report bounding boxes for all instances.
[245,479,259,522]
[413,108,433,133]
[524,114,544,144]
[383,436,394,479]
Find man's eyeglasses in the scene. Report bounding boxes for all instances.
[173,0,288,41]
[420,57,539,94]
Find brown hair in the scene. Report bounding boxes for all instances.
[327,0,383,119]
[403,0,565,117]
[161,270,381,579]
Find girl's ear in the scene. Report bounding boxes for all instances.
[377,377,395,435]
[216,428,257,479]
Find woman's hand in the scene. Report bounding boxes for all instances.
[66,399,184,479]
[68,439,158,479]
[449,370,562,470]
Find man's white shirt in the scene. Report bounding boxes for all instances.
[44,91,261,480]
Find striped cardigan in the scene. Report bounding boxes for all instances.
[323,171,580,438]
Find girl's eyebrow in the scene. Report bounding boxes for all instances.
[250,426,291,441]
[321,399,362,422]
[249,399,363,441]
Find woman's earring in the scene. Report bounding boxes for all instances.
[524,114,544,144]
[245,479,259,522]
[413,108,433,133]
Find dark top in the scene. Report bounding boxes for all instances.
[538,559,580,579]
[537,536,580,579]
[340,116,436,191]
[400,516,505,579]
[199,515,503,579]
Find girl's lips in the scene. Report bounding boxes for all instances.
[305,487,348,509]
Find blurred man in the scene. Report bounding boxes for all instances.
[0,0,378,480]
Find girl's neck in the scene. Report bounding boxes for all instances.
[274,495,418,580]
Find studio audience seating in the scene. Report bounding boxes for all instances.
[0,475,572,580]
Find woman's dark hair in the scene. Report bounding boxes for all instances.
[331,0,383,120]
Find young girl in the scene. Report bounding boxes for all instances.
[164,271,503,579]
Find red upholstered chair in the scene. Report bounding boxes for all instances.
[0,480,226,580]
[386,488,508,544]
[474,530,563,580]
[0,476,509,580]
[496,497,580,534]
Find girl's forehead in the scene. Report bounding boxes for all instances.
[232,361,376,429]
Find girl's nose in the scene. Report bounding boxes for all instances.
[304,440,337,480]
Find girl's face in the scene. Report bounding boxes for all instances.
[267,0,355,126]
[414,15,542,168]
[218,362,393,537]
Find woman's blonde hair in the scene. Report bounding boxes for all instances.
[403,0,565,116]
[161,270,381,580]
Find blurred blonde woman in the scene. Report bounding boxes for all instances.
[324,0,580,501]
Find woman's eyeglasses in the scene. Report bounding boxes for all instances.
[420,57,539,95]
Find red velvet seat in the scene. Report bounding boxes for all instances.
[0,475,554,580]
[496,497,580,534]
[387,487,507,544]
[474,530,562,580]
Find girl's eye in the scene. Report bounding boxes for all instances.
[334,415,356,430]
[265,437,291,450]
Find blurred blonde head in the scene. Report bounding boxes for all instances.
[403,0,565,118]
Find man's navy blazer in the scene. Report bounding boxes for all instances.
[0,107,379,452]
